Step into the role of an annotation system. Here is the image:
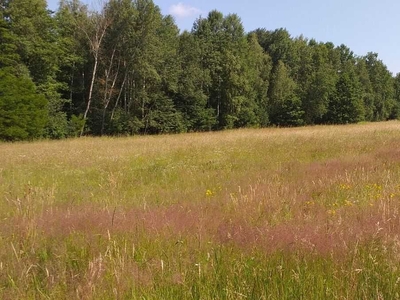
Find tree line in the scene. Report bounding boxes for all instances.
[1,0,400,141]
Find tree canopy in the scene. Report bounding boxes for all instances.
[0,0,398,141]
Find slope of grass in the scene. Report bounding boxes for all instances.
[1,121,400,299]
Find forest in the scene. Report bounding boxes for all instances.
[1,0,400,141]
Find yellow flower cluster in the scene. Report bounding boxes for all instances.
[327,209,336,215]
[339,183,352,190]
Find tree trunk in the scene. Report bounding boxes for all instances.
[80,55,98,136]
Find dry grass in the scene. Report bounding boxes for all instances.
[1,121,400,299]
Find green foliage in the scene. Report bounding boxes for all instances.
[8,0,59,85]
[325,67,365,124]
[143,95,187,134]
[3,0,69,140]
[41,79,70,138]
[54,0,89,115]
[0,9,20,69]
[176,31,216,131]
[246,33,272,127]
[0,0,397,140]
[68,114,85,137]
[364,52,395,121]
[268,61,304,126]
[0,68,48,140]
[392,73,400,119]
[300,42,337,124]
[254,28,294,67]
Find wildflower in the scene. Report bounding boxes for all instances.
[205,189,213,197]
[327,209,336,215]
[340,184,351,190]
[344,200,353,207]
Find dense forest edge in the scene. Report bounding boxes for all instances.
[1,0,399,141]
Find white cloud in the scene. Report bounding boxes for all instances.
[169,3,201,18]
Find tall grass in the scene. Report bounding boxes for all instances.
[1,122,400,299]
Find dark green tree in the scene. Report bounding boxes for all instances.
[325,65,364,124]
[192,10,225,128]
[0,69,48,141]
[192,11,266,129]
[0,4,20,69]
[253,28,294,68]
[364,52,395,121]
[54,0,89,136]
[301,42,337,124]
[176,31,215,131]
[268,60,303,126]
[355,58,374,121]
[392,73,400,119]
[7,0,69,138]
[219,14,253,128]
[244,33,272,127]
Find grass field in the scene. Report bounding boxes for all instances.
[2,121,400,299]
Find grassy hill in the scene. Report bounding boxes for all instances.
[2,121,400,299]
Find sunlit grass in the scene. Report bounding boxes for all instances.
[1,121,400,299]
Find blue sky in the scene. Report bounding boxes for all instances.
[47,0,400,75]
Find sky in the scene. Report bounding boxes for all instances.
[47,0,400,75]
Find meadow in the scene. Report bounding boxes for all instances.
[1,121,400,299]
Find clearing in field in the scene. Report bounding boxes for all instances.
[1,121,400,299]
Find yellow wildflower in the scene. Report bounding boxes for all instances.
[344,200,353,207]
[205,189,213,197]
